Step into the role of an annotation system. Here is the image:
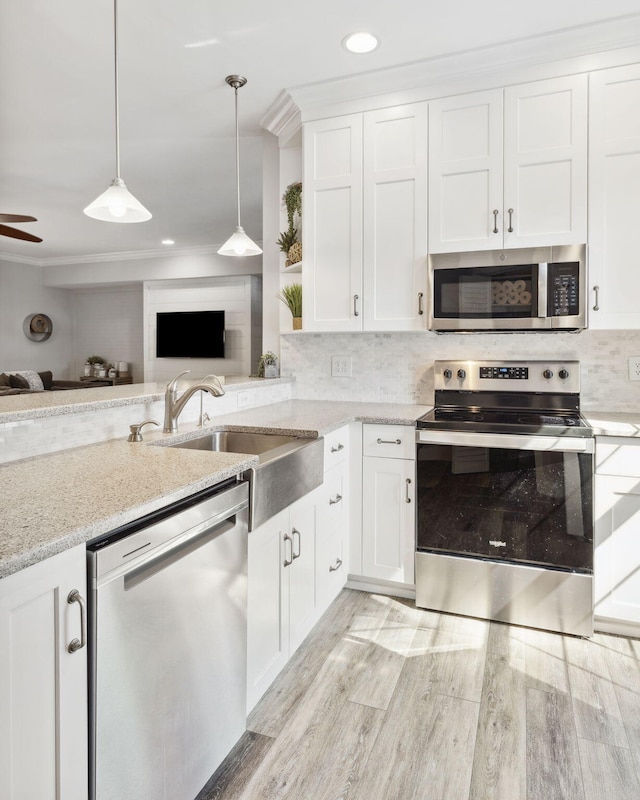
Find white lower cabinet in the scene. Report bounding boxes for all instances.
[316,460,349,609]
[0,545,88,800]
[361,424,416,585]
[594,437,640,633]
[247,495,318,712]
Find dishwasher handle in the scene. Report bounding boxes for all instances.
[124,516,238,591]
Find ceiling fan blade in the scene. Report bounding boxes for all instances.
[0,214,37,223]
[0,224,43,243]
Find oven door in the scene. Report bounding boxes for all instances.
[416,430,594,571]
[415,429,594,635]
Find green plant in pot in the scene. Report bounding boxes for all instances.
[278,182,302,266]
[258,351,279,378]
[279,283,302,330]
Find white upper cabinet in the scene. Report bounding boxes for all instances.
[303,104,427,332]
[362,105,428,330]
[303,114,363,332]
[429,75,587,252]
[588,64,640,329]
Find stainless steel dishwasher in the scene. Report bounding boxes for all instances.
[87,478,249,800]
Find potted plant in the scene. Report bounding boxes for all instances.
[279,283,302,330]
[87,354,106,377]
[258,351,279,378]
[277,182,302,266]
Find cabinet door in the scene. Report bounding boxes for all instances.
[503,75,587,248]
[428,89,503,253]
[303,114,363,331]
[363,104,428,330]
[0,545,88,800]
[589,64,640,329]
[362,456,416,584]
[247,509,290,712]
[288,496,318,654]
[595,475,640,624]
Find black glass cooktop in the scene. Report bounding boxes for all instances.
[417,407,593,437]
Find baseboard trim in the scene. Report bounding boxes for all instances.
[346,575,416,600]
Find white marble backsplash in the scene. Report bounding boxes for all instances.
[281,329,640,411]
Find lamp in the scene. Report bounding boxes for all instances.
[218,75,262,257]
[84,0,151,223]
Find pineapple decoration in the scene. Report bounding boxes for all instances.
[277,181,302,266]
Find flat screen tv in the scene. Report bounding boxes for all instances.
[156,310,225,358]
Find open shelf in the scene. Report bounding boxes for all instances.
[281,260,303,274]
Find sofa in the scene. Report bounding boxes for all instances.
[0,370,98,395]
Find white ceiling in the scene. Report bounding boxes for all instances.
[2,0,640,263]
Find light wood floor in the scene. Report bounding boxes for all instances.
[197,589,640,800]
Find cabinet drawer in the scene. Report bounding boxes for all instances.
[596,438,640,478]
[324,426,349,469]
[363,424,415,459]
[317,463,347,524]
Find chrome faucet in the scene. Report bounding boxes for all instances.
[163,370,225,433]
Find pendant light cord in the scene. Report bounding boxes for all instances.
[113,0,121,179]
[234,84,241,228]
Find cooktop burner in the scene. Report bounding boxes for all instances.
[418,407,592,437]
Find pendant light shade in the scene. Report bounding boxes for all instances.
[218,75,262,257]
[84,0,151,223]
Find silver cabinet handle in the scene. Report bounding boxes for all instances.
[492,209,499,234]
[331,443,344,453]
[377,437,401,445]
[418,292,424,315]
[67,590,87,654]
[593,285,600,312]
[405,478,412,504]
[507,208,514,233]
[283,533,293,567]
[329,493,342,506]
[292,528,301,560]
[329,558,343,573]
[353,294,359,317]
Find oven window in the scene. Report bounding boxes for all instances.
[416,444,593,572]
[433,264,539,319]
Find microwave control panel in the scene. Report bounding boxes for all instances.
[549,262,579,317]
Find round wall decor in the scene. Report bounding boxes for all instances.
[23,313,53,342]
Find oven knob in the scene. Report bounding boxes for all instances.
[443,369,452,379]
[559,368,569,380]
[543,369,554,380]
[457,369,466,379]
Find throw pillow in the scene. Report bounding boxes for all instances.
[12,370,45,391]
[38,370,53,390]
[0,372,10,387]
[8,373,29,389]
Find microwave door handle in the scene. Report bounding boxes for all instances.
[537,263,548,318]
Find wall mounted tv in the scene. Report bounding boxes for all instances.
[156,310,225,358]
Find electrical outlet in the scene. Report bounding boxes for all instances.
[237,391,251,409]
[629,357,640,382]
[331,355,352,378]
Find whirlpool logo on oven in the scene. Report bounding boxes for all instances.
[489,540,507,548]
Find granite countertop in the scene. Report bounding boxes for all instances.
[0,399,429,579]
[583,410,640,438]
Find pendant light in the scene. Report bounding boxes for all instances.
[218,75,262,257]
[84,0,151,223]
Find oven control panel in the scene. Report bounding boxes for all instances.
[435,360,580,393]
[479,366,529,380]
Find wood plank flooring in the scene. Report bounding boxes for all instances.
[197,589,640,800]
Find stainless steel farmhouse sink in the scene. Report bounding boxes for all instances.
[170,430,324,529]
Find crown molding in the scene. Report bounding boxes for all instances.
[0,242,265,269]
[260,89,301,145]
[264,14,640,122]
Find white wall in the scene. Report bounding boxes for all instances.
[70,286,144,381]
[0,258,73,377]
[144,276,262,383]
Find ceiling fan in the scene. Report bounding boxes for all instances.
[0,214,42,243]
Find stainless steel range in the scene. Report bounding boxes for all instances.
[415,360,594,636]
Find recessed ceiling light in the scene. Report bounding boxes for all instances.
[342,32,380,54]
[161,239,175,245]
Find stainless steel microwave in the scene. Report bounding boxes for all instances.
[427,244,586,332]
